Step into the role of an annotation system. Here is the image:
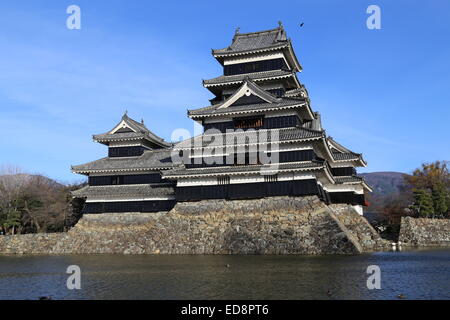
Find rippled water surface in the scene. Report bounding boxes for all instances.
[0,249,449,300]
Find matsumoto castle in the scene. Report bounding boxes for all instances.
[72,23,371,215]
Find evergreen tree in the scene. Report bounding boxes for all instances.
[411,189,434,218]
[432,183,448,218]
[1,208,21,235]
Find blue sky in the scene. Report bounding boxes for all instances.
[0,0,449,183]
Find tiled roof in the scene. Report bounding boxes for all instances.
[332,152,361,161]
[334,175,372,192]
[327,137,367,166]
[72,184,175,198]
[284,87,308,98]
[174,127,324,150]
[334,176,365,184]
[188,98,306,118]
[203,70,295,87]
[71,149,175,174]
[212,26,288,56]
[93,132,147,141]
[93,114,172,147]
[164,161,325,178]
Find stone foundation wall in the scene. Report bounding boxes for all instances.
[329,204,389,251]
[399,217,450,246]
[0,233,62,255]
[0,196,388,255]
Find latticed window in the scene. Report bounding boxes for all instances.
[217,176,230,185]
[264,175,278,183]
[234,117,263,129]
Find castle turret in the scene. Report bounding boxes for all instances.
[71,113,176,214]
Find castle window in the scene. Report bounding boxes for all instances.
[234,117,263,129]
[217,176,230,185]
[264,175,278,183]
[111,176,122,185]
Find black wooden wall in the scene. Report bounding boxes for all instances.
[184,149,316,168]
[224,58,288,76]
[175,179,320,202]
[330,167,357,176]
[328,192,365,205]
[89,173,163,186]
[108,146,147,157]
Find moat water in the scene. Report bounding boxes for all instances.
[0,248,448,300]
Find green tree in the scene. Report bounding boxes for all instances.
[432,183,448,218]
[411,189,434,218]
[1,208,21,235]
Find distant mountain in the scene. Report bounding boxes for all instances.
[0,173,65,189]
[360,172,410,213]
[360,172,407,197]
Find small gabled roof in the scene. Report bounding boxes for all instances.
[93,113,172,148]
[216,78,279,109]
[212,23,302,71]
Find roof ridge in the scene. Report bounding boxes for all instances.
[213,42,289,55]
[234,26,282,38]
